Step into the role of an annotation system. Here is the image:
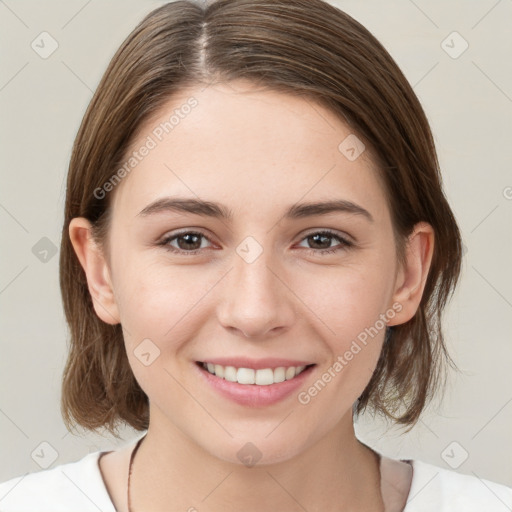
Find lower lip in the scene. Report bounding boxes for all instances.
[195,362,316,407]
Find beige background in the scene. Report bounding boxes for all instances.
[1,0,511,493]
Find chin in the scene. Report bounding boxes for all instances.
[202,435,306,468]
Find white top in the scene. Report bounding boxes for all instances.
[1,435,511,511]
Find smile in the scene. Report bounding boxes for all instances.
[198,361,314,386]
[194,359,317,406]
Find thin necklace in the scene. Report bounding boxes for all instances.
[127,435,146,512]
[126,435,392,511]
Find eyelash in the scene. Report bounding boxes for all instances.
[158,229,354,257]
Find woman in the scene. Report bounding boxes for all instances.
[1,0,510,510]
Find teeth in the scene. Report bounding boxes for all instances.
[202,362,308,385]
[224,366,237,382]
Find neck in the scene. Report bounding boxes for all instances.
[129,406,384,512]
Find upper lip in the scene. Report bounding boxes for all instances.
[197,357,316,370]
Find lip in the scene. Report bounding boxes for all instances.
[197,357,315,370]
[194,361,316,407]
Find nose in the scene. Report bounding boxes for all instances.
[217,248,296,339]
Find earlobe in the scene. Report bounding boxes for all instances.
[388,222,434,326]
[68,217,120,325]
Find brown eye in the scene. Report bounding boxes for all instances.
[160,231,212,254]
[306,233,335,250]
[297,230,353,256]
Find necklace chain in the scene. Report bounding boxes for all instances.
[126,435,395,512]
[127,435,146,512]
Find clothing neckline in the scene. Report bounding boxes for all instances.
[94,435,414,511]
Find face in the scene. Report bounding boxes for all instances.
[72,79,430,465]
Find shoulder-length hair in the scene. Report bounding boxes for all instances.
[60,0,462,437]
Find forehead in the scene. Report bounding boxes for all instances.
[110,80,387,220]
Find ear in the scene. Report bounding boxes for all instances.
[388,221,434,326]
[68,217,120,325]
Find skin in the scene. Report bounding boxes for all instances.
[69,79,434,512]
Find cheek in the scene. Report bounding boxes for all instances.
[116,261,211,396]
[300,264,391,397]
[296,275,387,419]
[118,265,209,337]
[308,262,392,343]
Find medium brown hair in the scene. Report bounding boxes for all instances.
[60,0,462,436]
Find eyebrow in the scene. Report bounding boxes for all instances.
[137,197,374,222]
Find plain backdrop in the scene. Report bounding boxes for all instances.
[1,0,511,490]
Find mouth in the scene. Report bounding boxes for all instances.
[194,360,317,406]
[195,361,316,386]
